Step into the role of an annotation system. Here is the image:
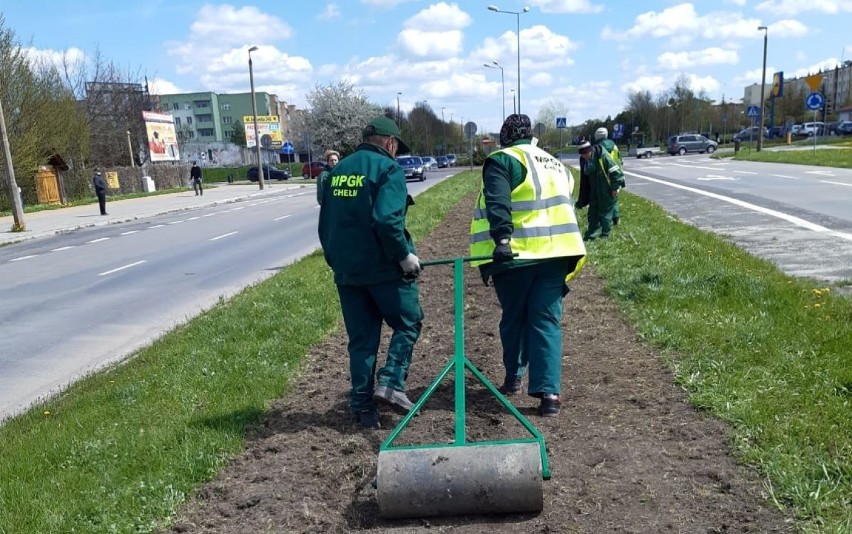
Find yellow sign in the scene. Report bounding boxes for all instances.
[106,172,120,189]
[805,73,824,92]
[242,115,282,148]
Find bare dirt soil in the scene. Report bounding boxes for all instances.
[165,194,795,533]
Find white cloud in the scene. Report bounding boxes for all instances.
[149,78,182,95]
[790,57,844,77]
[657,48,739,69]
[398,29,464,58]
[528,0,604,14]
[528,72,553,86]
[766,19,809,37]
[404,2,472,30]
[23,46,86,69]
[360,0,416,7]
[725,0,747,4]
[189,5,291,45]
[734,67,773,84]
[621,75,667,94]
[755,0,852,16]
[687,73,721,94]
[318,3,341,20]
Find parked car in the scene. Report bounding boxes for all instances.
[421,156,438,171]
[732,126,769,142]
[837,121,852,136]
[800,122,825,136]
[666,134,718,155]
[247,164,290,181]
[435,155,450,168]
[301,161,326,179]
[396,156,425,181]
[445,154,457,166]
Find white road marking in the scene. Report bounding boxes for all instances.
[697,175,734,181]
[806,170,835,176]
[625,169,852,242]
[187,216,200,221]
[98,260,146,277]
[120,230,140,235]
[203,213,216,217]
[733,170,757,175]
[210,231,238,241]
[168,220,185,225]
[9,255,37,262]
[274,214,292,221]
[150,224,165,228]
[231,206,245,211]
[88,237,110,243]
[771,174,798,179]
[670,163,718,170]
[52,246,76,251]
[821,180,852,187]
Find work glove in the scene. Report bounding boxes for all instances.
[492,240,514,263]
[399,253,421,278]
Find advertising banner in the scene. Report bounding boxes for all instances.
[243,115,282,148]
[142,111,180,162]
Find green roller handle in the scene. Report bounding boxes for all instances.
[419,253,516,267]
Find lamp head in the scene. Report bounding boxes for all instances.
[487,5,498,11]
[248,46,258,53]
[758,25,767,31]
[493,60,500,66]
[523,6,530,12]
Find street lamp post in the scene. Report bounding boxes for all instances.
[441,107,447,156]
[488,4,529,115]
[248,46,264,190]
[757,25,768,152]
[510,89,516,114]
[0,90,25,231]
[396,92,402,124]
[484,61,505,120]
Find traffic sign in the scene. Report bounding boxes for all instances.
[805,92,825,111]
[534,122,546,136]
[613,123,624,140]
[746,105,760,118]
[464,121,477,138]
[280,140,294,155]
[556,117,567,129]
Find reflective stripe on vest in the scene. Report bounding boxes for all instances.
[469,144,586,280]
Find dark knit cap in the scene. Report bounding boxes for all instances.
[499,113,533,147]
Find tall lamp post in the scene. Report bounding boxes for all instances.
[484,61,505,120]
[487,4,529,115]
[396,92,402,124]
[510,89,516,114]
[441,107,447,156]
[248,46,264,190]
[757,25,768,152]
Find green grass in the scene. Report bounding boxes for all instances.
[728,146,852,167]
[574,185,852,533]
[2,167,852,532]
[0,171,482,534]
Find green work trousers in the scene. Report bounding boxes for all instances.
[337,279,423,413]
[585,198,617,239]
[492,259,568,396]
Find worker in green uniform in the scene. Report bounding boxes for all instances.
[575,137,624,240]
[318,116,423,430]
[470,114,586,417]
[593,127,623,226]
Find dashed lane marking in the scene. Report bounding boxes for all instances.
[98,260,146,277]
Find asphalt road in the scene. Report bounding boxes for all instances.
[0,170,455,421]
[619,154,852,284]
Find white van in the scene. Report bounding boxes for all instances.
[800,122,825,136]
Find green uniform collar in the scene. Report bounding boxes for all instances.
[357,141,394,160]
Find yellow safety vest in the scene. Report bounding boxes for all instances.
[469,144,587,281]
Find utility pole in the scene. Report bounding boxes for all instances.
[248,46,264,190]
[126,130,135,167]
[0,91,25,231]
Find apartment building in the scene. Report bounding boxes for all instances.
[743,60,852,118]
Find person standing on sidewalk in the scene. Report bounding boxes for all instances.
[316,149,340,205]
[470,113,586,417]
[92,170,108,216]
[317,116,423,430]
[190,162,203,196]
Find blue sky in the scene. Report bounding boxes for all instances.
[3,0,851,135]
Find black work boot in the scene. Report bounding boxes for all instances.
[612,217,620,226]
[353,408,380,429]
[539,394,561,417]
[498,376,522,396]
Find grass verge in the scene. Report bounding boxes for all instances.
[0,171,482,533]
[577,187,851,533]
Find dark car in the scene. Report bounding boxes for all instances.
[666,134,718,155]
[301,161,326,179]
[247,165,290,181]
[435,155,449,168]
[396,156,425,181]
[837,121,852,136]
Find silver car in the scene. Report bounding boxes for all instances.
[667,134,718,155]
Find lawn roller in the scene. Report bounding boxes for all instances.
[376,255,550,519]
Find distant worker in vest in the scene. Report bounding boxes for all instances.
[92,170,108,216]
[190,161,203,196]
[593,127,623,226]
[575,135,624,240]
[317,116,423,430]
[469,113,587,417]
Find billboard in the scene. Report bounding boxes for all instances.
[243,115,282,148]
[143,111,180,162]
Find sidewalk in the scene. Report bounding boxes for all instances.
[0,181,307,247]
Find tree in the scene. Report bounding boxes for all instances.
[229,120,246,146]
[297,81,382,157]
[534,99,570,150]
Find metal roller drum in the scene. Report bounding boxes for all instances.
[377,442,543,518]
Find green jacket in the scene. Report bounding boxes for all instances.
[318,143,415,286]
[577,143,624,209]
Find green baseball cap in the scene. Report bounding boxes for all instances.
[363,116,411,154]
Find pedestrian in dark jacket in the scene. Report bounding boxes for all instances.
[190,162,203,196]
[576,139,624,240]
[317,116,423,430]
[93,171,108,215]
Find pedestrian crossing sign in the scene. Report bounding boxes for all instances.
[556,117,567,129]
